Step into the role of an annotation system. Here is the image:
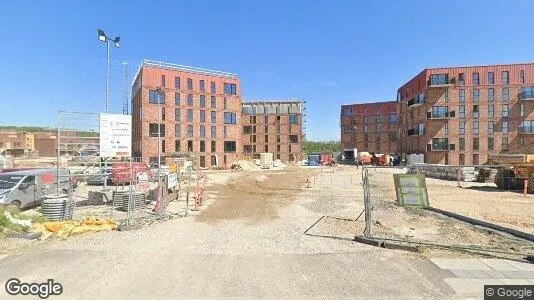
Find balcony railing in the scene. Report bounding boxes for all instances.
[407,98,424,108]
[519,126,534,134]
[427,143,454,151]
[407,128,425,136]
[520,91,534,100]
[427,111,454,119]
[427,77,455,87]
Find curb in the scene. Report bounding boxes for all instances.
[354,235,420,252]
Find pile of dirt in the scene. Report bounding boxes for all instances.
[230,160,261,171]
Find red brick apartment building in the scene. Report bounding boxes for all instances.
[241,101,303,161]
[340,101,398,156]
[397,63,534,165]
[132,60,242,168]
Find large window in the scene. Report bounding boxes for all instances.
[199,95,206,108]
[502,121,508,134]
[200,125,206,138]
[187,94,193,106]
[488,138,494,150]
[488,72,494,84]
[223,83,237,95]
[520,120,534,133]
[175,77,180,89]
[375,114,381,123]
[211,126,216,138]
[521,86,534,99]
[472,72,480,85]
[459,105,465,118]
[289,114,298,124]
[200,110,206,123]
[199,80,205,92]
[161,75,166,87]
[488,88,494,102]
[175,124,181,137]
[289,135,299,143]
[149,90,165,104]
[520,70,525,84]
[224,141,236,153]
[187,78,193,90]
[210,81,216,93]
[502,138,509,151]
[472,89,479,102]
[211,96,216,108]
[459,138,465,151]
[344,107,353,116]
[211,111,216,124]
[175,92,180,105]
[459,121,465,135]
[473,105,479,118]
[149,123,165,137]
[175,108,180,121]
[488,121,494,134]
[444,90,449,102]
[429,74,449,85]
[430,106,448,118]
[502,87,509,102]
[432,138,449,151]
[211,141,216,152]
[488,105,494,118]
[502,104,509,117]
[473,138,479,150]
[458,73,465,85]
[501,71,509,84]
[388,114,398,122]
[224,112,237,124]
[187,125,193,138]
[473,121,479,135]
[187,109,193,122]
[459,89,465,102]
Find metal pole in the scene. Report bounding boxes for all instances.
[157,104,162,216]
[56,113,60,195]
[105,40,110,113]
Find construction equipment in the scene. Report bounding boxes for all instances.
[486,154,534,191]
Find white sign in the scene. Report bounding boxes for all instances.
[99,113,132,157]
[167,173,178,189]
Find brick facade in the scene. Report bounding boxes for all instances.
[340,101,398,154]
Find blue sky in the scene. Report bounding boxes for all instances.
[1,0,534,141]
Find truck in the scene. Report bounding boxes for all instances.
[486,154,534,191]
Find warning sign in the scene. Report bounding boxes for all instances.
[393,174,429,207]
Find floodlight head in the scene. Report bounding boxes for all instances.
[98,29,106,42]
[114,36,120,48]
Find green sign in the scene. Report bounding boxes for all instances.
[393,174,429,207]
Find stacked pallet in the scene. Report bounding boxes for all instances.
[408,164,478,182]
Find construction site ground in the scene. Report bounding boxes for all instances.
[0,164,533,298]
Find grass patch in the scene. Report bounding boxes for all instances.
[0,208,42,233]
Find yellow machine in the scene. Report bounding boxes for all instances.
[487,154,534,191]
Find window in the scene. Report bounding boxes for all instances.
[211,141,216,152]
[211,111,216,124]
[188,140,193,152]
[488,72,494,84]
[472,73,479,85]
[161,107,165,121]
[502,121,508,134]
[265,135,268,143]
[445,154,449,165]
[473,138,479,150]
[473,121,479,134]
[223,83,237,95]
[459,105,465,118]
[289,135,299,143]
[488,105,494,118]
[521,104,524,117]
[188,125,193,138]
[472,89,479,102]
[187,94,193,106]
[210,81,216,93]
[344,126,354,133]
[364,125,369,133]
[161,75,166,87]
[429,74,449,85]
[417,92,424,104]
[375,114,381,123]
[444,123,449,135]
[432,138,449,151]
[502,88,509,102]
[224,141,236,152]
[211,126,216,138]
[502,138,509,151]
[364,115,370,124]
[459,154,465,165]
[520,70,525,84]
[175,77,180,89]
[389,132,397,141]
[289,114,298,124]
[149,90,165,104]
[200,95,206,108]
[473,105,479,118]
[175,92,180,105]
[162,140,165,153]
[521,137,525,146]
[149,123,165,137]
[277,135,280,143]
[344,107,353,116]
[224,112,237,124]
[243,126,253,134]
[200,110,206,123]
[175,108,180,121]
[501,71,509,84]
[175,124,181,137]
[459,89,465,102]
[388,114,398,122]
[264,115,269,124]
[444,90,449,103]
[264,125,268,133]
[520,120,534,133]
[187,78,193,90]
[459,121,465,135]
[223,98,227,109]
[459,138,465,151]
[473,154,479,165]
[488,88,494,102]
[175,140,181,152]
[502,104,509,117]
[200,126,206,138]
[223,126,227,138]
[199,80,205,92]
[488,138,494,150]
[488,121,494,134]
[187,109,193,122]
[458,73,465,85]
[211,96,216,108]
[430,106,448,118]
[264,145,268,152]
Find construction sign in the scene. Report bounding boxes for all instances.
[393,174,429,207]
[168,163,178,174]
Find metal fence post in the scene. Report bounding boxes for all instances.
[363,168,372,237]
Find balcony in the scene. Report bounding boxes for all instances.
[520,91,534,100]
[519,126,534,134]
[407,128,425,136]
[427,76,455,88]
[427,111,454,120]
[407,97,424,108]
[427,143,454,151]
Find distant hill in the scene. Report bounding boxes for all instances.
[0,126,99,137]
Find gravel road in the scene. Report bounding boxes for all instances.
[0,165,456,299]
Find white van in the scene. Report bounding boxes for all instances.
[0,168,72,209]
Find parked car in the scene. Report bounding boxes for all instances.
[0,168,72,209]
